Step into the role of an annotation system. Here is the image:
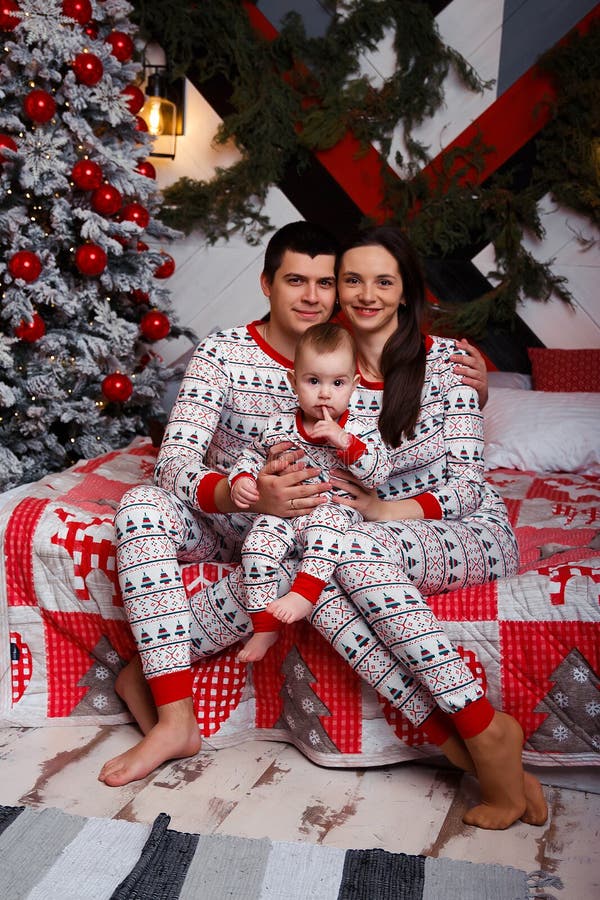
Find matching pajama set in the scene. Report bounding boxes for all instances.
[227,408,392,633]
[115,323,518,741]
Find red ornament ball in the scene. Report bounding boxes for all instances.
[83,23,98,40]
[154,253,175,279]
[8,250,42,282]
[91,183,122,216]
[140,310,170,341]
[0,133,17,163]
[130,289,149,304]
[71,158,103,190]
[15,312,46,343]
[121,202,149,229]
[72,52,103,86]
[62,0,92,25]
[122,85,145,115]
[102,372,133,403]
[106,31,134,62]
[137,240,149,252]
[0,1,20,31]
[135,115,148,133]
[23,89,56,123]
[75,243,107,276]
[135,160,156,179]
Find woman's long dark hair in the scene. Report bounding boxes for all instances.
[337,226,426,448]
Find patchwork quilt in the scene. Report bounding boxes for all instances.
[1,438,599,768]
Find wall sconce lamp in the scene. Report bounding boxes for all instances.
[140,66,185,160]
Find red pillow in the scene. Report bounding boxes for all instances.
[527,348,600,392]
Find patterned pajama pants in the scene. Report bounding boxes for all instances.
[241,504,361,614]
[114,484,254,698]
[188,507,518,729]
[116,483,518,731]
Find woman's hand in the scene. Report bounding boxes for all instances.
[451,338,489,409]
[254,442,331,517]
[328,469,385,521]
[330,470,426,522]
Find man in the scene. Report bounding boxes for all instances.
[99,221,489,786]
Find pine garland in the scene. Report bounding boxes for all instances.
[131,1,599,336]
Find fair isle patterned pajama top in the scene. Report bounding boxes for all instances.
[115,323,518,735]
[227,408,392,631]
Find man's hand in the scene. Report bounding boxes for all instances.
[254,442,330,517]
[451,338,489,409]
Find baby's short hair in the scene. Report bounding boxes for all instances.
[295,323,357,368]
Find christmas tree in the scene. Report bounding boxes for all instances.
[0,0,187,491]
[528,647,600,754]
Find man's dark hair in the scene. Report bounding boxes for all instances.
[263,221,339,283]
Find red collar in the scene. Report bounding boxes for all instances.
[295,408,350,443]
[247,321,294,368]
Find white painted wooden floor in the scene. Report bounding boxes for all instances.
[1,723,599,898]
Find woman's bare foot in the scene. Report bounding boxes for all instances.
[115,655,158,735]
[98,697,201,787]
[521,772,548,825]
[439,732,548,826]
[237,632,279,663]
[462,711,527,829]
[269,591,313,623]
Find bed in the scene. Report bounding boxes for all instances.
[2,359,599,770]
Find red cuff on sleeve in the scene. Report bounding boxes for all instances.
[251,611,282,633]
[148,669,193,707]
[337,435,366,465]
[449,697,495,740]
[291,572,327,604]
[230,472,255,488]
[196,472,227,513]
[414,491,443,519]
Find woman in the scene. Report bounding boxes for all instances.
[311,225,546,829]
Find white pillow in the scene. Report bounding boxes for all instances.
[483,388,600,473]
[487,371,532,390]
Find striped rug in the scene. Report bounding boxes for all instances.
[0,805,562,899]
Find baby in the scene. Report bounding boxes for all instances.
[229,322,391,662]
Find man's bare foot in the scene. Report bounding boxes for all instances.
[462,711,527,829]
[98,697,200,787]
[115,655,158,735]
[237,631,279,663]
[439,732,547,826]
[269,591,313,624]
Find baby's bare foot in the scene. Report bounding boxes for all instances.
[269,591,313,624]
[237,632,279,663]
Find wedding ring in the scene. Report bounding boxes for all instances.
[290,497,296,511]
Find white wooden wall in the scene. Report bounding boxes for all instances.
[150,0,600,382]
